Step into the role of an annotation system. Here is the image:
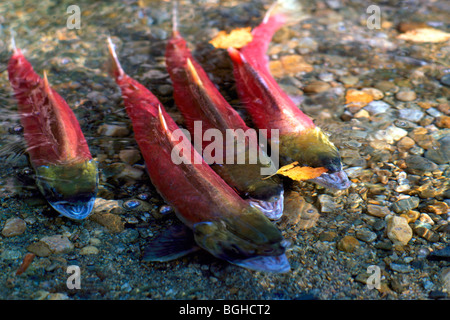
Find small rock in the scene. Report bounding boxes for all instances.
[435,115,450,128]
[2,217,26,237]
[339,76,359,86]
[318,194,338,213]
[269,55,313,77]
[419,213,434,226]
[400,210,420,223]
[79,245,99,255]
[398,108,424,122]
[281,192,320,230]
[157,84,173,96]
[89,212,125,233]
[318,72,334,82]
[391,197,420,214]
[386,215,413,246]
[303,80,331,94]
[426,107,442,117]
[361,87,384,100]
[47,293,70,300]
[374,81,398,94]
[367,204,390,218]
[119,149,141,165]
[337,236,360,253]
[97,124,129,137]
[414,226,440,242]
[374,126,407,144]
[427,246,450,261]
[27,235,74,257]
[440,74,450,87]
[355,228,377,243]
[319,231,337,242]
[396,90,417,102]
[425,202,449,215]
[389,262,413,273]
[404,155,438,175]
[364,100,390,115]
[345,89,373,106]
[397,136,415,151]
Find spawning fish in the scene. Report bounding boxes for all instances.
[6,38,98,219]
[107,38,290,273]
[227,0,351,190]
[165,4,285,220]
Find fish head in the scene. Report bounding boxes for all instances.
[34,159,98,219]
[280,127,350,190]
[193,207,290,273]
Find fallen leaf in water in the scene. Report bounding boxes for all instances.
[209,27,253,49]
[275,161,328,181]
[397,28,450,43]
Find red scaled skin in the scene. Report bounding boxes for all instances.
[7,48,92,167]
[228,2,350,190]
[107,39,289,273]
[165,30,284,219]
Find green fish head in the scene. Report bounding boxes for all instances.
[193,207,290,272]
[280,127,350,189]
[34,159,98,219]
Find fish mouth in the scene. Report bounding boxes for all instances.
[232,253,290,273]
[48,196,96,220]
[310,170,351,190]
[248,190,284,220]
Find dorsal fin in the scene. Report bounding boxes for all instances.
[186,58,202,86]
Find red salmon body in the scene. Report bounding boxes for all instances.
[227,0,350,190]
[7,44,98,220]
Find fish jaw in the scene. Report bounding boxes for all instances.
[34,159,99,219]
[309,170,351,190]
[248,190,284,220]
[233,253,290,273]
[192,208,289,272]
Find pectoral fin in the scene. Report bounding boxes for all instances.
[142,224,199,262]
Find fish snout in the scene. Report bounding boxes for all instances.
[310,170,351,190]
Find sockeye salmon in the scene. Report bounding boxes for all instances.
[107,38,290,273]
[227,0,351,190]
[7,38,98,219]
[165,4,285,220]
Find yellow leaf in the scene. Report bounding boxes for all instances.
[275,162,328,181]
[209,27,253,49]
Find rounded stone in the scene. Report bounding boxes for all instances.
[337,236,360,252]
[396,90,417,102]
[2,218,26,237]
[79,245,99,255]
[386,215,413,246]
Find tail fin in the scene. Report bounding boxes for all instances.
[171,0,180,37]
[263,0,308,25]
[106,37,124,78]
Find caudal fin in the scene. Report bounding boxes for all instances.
[263,0,308,25]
